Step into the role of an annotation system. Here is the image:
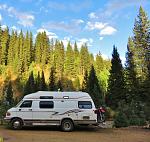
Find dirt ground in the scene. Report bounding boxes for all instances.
[0,125,150,142]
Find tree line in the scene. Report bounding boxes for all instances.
[0,21,110,108]
[106,6,150,127]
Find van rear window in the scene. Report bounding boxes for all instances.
[78,101,92,109]
[39,101,54,108]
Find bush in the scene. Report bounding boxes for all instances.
[116,101,147,126]
[105,107,115,120]
[114,111,128,128]
[129,112,146,126]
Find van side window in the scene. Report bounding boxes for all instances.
[20,100,32,108]
[78,101,92,109]
[39,101,54,108]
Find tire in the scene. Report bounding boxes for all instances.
[61,119,74,132]
[11,118,23,130]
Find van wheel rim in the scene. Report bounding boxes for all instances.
[64,122,71,130]
[13,121,20,129]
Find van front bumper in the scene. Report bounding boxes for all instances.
[4,117,11,123]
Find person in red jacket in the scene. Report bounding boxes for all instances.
[96,106,106,123]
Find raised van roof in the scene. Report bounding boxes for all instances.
[23,91,91,99]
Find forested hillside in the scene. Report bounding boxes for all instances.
[0,24,111,103]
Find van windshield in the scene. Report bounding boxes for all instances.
[15,100,23,107]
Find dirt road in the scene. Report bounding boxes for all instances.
[0,125,150,142]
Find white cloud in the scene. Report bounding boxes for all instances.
[120,56,126,65]
[37,28,58,39]
[86,22,108,30]
[1,25,7,30]
[77,38,93,48]
[11,26,17,30]
[43,20,83,34]
[0,4,7,10]
[85,21,117,37]
[73,19,84,24]
[17,14,34,27]
[0,4,34,27]
[61,37,93,49]
[88,12,98,19]
[99,37,104,40]
[89,0,149,22]
[62,36,72,47]
[0,14,2,21]
[99,26,117,35]
[101,54,109,60]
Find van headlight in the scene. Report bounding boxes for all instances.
[6,112,11,116]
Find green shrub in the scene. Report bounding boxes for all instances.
[114,111,128,128]
[105,107,115,120]
[129,114,140,125]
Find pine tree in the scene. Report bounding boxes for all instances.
[5,81,14,105]
[24,71,35,95]
[54,40,64,79]
[13,32,20,73]
[106,46,126,110]
[49,67,56,91]
[82,70,88,92]
[88,65,104,107]
[23,31,32,71]
[18,30,25,74]
[74,42,80,76]
[35,32,42,64]
[74,42,79,58]
[95,52,104,73]
[64,42,75,78]
[0,24,2,64]
[0,27,9,65]
[39,71,47,91]
[41,31,49,66]
[74,77,80,91]
[7,30,17,66]
[133,6,150,80]
[125,37,139,103]
[36,71,41,91]
[80,44,90,75]
[56,79,63,91]
[48,39,54,67]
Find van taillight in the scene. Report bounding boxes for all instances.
[6,112,11,116]
[94,110,98,114]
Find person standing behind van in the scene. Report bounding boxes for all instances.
[96,107,105,123]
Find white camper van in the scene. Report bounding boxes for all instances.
[4,91,97,131]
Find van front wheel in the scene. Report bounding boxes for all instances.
[61,119,74,132]
[11,118,23,130]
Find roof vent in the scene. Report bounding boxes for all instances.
[63,96,69,99]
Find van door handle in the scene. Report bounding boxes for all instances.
[19,109,21,111]
[28,109,32,111]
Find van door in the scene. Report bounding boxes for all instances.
[77,101,95,124]
[32,100,58,125]
[16,100,33,120]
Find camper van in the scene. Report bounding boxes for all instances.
[4,91,97,131]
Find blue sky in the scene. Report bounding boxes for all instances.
[0,0,150,63]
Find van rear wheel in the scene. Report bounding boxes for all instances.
[11,118,23,130]
[61,119,74,132]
